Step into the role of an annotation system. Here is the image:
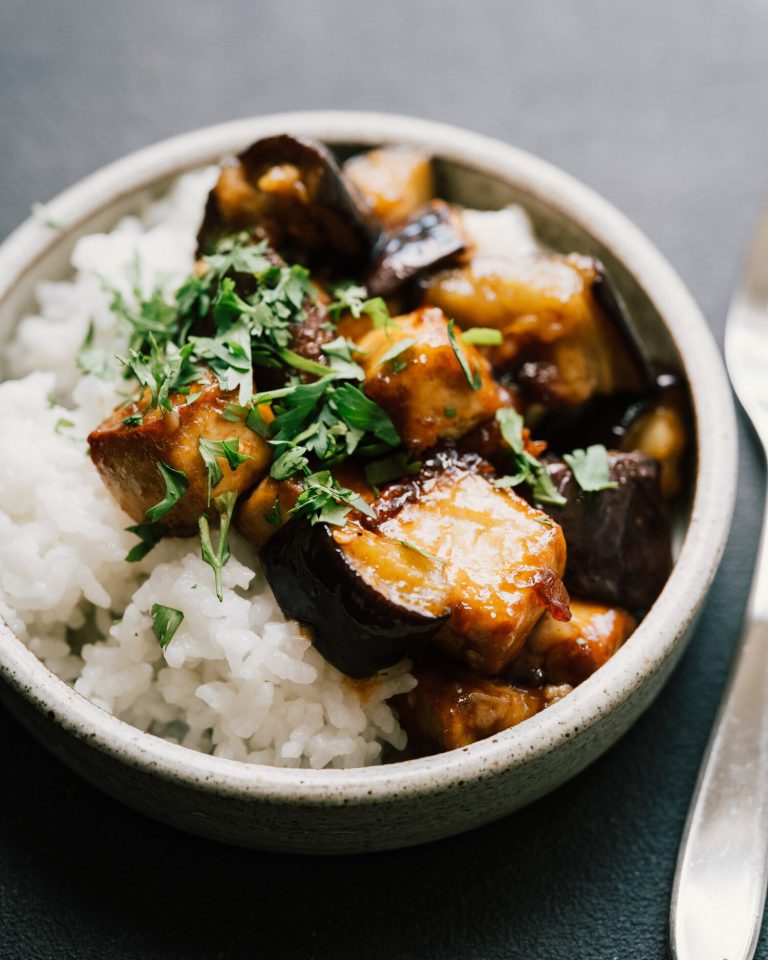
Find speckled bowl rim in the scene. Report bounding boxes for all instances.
[0,111,737,806]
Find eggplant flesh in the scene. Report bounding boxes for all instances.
[197,134,379,269]
[422,254,653,406]
[366,201,466,298]
[260,519,450,678]
[343,146,434,228]
[530,452,672,611]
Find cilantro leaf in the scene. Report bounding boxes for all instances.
[460,327,503,346]
[144,461,189,523]
[327,282,392,330]
[198,491,237,601]
[54,417,75,435]
[329,383,400,447]
[447,319,481,390]
[198,437,252,504]
[125,523,165,562]
[496,407,526,455]
[492,407,567,506]
[77,322,114,381]
[564,445,618,493]
[150,603,184,649]
[289,471,374,526]
[396,539,445,565]
[270,446,310,480]
[377,337,418,369]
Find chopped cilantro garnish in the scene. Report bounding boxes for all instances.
[198,437,252,504]
[54,418,75,434]
[270,446,310,480]
[122,413,143,428]
[396,539,445,565]
[444,406,457,418]
[564,445,618,493]
[377,337,418,369]
[198,491,237,601]
[447,319,481,391]
[493,408,567,506]
[150,603,184,649]
[144,461,189,523]
[77,322,114,381]
[124,523,165,563]
[460,327,503,346]
[329,383,400,446]
[289,471,374,526]
[328,282,392,331]
[265,498,282,527]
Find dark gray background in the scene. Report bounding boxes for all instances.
[1,1,766,957]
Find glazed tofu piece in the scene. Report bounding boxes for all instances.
[357,306,507,451]
[510,599,637,687]
[422,254,649,406]
[88,375,272,535]
[395,654,571,753]
[372,453,569,674]
[343,146,434,227]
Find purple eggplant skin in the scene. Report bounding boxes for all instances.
[197,134,380,269]
[260,519,450,679]
[533,368,690,457]
[366,200,466,298]
[531,452,672,612]
[590,263,654,394]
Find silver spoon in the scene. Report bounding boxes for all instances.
[670,204,768,960]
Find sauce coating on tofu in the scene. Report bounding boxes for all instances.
[88,376,272,535]
[396,654,571,753]
[370,455,569,675]
[358,306,507,451]
[510,599,636,687]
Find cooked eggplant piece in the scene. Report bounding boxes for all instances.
[357,306,508,451]
[533,370,689,498]
[198,134,378,269]
[530,451,672,610]
[366,201,466,298]
[509,599,636,687]
[369,451,570,674]
[421,254,652,406]
[343,146,434,227]
[395,653,571,753]
[261,518,451,678]
[88,374,272,535]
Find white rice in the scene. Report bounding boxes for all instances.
[0,170,416,769]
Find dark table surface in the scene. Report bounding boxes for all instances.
[1,1,767,957]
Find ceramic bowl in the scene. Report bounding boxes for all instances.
[0,112,736,853]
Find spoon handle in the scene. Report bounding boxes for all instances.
[670,506,768,960]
